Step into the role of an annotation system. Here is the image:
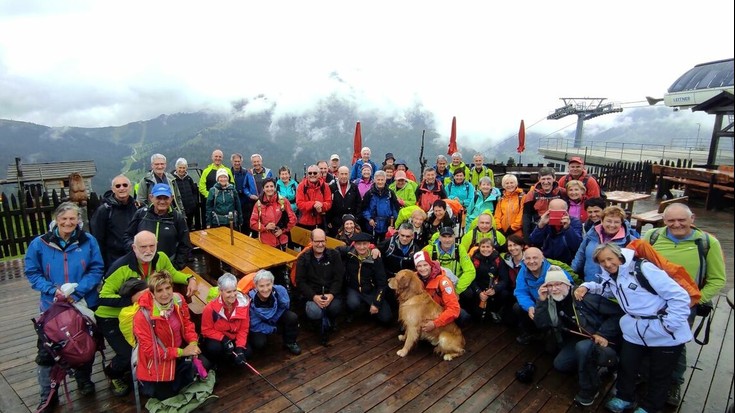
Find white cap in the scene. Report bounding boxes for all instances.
[330,154,340,161]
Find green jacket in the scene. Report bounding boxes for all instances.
[468,165,495,187]
[198,163,234,197]
[459,227,507,252]
[423,241,476,295]
[95,251,191,319]
[389,180,418,207]
[394,205,422,228]
[643,227,725,303]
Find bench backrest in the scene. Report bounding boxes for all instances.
[657,196,689,213]
[290,225,345,250]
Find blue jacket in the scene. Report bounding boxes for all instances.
[445,180,475,210]
[361,186,399,235]
[572,220,637,282]
[465,188,502,227]
[514,260,573,312]
[349,159,379,181]
[277,179,299,203]
[528,217,583,265]
[231,167,257,203]
[25,229,104,312]
[248,285,290,335]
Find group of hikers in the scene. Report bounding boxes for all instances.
[26,147,726,413]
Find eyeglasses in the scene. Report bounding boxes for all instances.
[114,183,129,188]
[312,240,326,244]
[307,172,319,175]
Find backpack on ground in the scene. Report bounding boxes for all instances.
[33,301,105,410]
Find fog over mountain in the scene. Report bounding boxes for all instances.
[0,100,712,194]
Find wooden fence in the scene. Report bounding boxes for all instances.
[0,186,209,260]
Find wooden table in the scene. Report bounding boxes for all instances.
[605,191,651,212]
[652,165,734,210]
[190,226,296,278]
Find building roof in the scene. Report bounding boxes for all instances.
[4,160,97,182]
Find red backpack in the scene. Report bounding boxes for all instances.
[33,301,105,407]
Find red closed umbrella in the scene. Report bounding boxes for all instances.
[352,121,362,164]
[447,116,458,155]
[517,119,526,154]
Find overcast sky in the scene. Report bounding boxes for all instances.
[0,0,732,146]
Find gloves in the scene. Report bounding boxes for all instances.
[233,347,247,366]
[222,338,235,353]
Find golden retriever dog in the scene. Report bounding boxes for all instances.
[388,270,465,361]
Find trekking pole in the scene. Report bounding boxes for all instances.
[244,361,304,412]
[228,212,234,245]
[562,327,616,346]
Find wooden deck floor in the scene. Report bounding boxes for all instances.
[1,195,733,413]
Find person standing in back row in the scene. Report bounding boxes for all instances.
[557,157,601,199]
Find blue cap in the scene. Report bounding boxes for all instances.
[151,183,172,197]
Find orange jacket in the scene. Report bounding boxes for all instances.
[494,188,524,234]
[627,239,701,305]
[133,291,198,382]
[423,263,461,327]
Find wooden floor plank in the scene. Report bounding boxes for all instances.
[679,294,733,413]
[699,295,734,413]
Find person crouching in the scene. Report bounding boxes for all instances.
[248,270,302,355]
[201,273,251,368]
[133,271,208,400]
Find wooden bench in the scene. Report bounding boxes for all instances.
[181,266,214,315]
[288,225,345,254]
[655,166,729,210]
[631,196,688,234]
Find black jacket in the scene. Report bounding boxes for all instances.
[470,250,508,297]
[90,190,138,268]
[171,171,199,216]
[327,181,362,236]
[295,248,344,299]
[338,246,388,307]
[378,235,419,275]
[124,207,191,270]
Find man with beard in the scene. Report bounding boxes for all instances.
[327,166,361,237]
[379,223,421,276]
[534,267,622,406]
[91,175,138,270]
[95,231,197,397]
[513,247,573,345]
[124,183,192,270]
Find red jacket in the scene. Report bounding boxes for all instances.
[201,293,251,348]
[249,194,297,247]
[422,262,460,327]
[558,170,601,199]
[133,291,198,382]
[296,178,332,226]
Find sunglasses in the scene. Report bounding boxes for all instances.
[307,172,319,175]
[114,183,130,188]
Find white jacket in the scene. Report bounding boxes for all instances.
[581,248,692,347]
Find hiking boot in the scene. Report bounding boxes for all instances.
[605,397,635,413]
[516,332,542,345]
[36,395,58,413]
[666,383,682,406]
[574,389,599,406]
[77,379,95,396]
[110,378,130,397]
[284,342,302,355]
[632,408,650,413]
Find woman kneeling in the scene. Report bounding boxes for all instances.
[133,271,208,400]
[249,270,301,355]
[201,273,251,368]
